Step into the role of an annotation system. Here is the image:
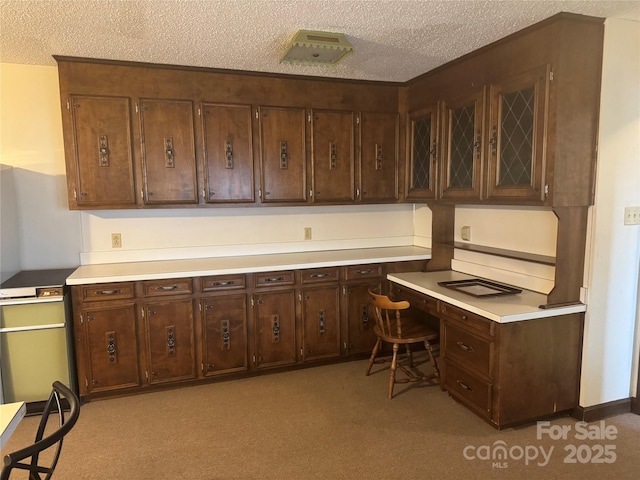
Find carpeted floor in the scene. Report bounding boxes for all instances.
[3,353,640,479]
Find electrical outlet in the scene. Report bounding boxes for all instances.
[624,206,640,225]
[304,227,312,240]
[111,233,122,248]
[461,225,471,241]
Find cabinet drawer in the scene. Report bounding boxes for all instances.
[254,271,295,288]
[391,284,437,314]
[142,278,193,297]
[439,302,495,336]
[300,267,340,284]
[201,274,246,292]
[344,264,382,281]
[81,283,135,302]
[443,322,493,377]
[445,361,492,418]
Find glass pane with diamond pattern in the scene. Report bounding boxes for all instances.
[499,86,534,186]
[412,117,431,189]
[450,105,475,188]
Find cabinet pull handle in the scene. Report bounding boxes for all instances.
[225,140,234,169]
[271,314,280,343]
[456,341,475,353]
[264,276,285,283]
[98,135,110,167]
[164,137,175,168]
[213,281,235,287]
[105,331,117,363]
[97,289,121,296]
[221,319,231,350]
[430,142,437,160]
[157,285,178,291]
[461,315,468,320]
[310,273,329,279]
[329,143,337,170]
[375,144,383,170]
[457,380,473,391]
[166,325,176,356]
[489,126,498,156]
[280,141,288,169]
[318,310,326,336]
[357,269,375,275]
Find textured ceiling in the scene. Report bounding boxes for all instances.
[1,0,639,82]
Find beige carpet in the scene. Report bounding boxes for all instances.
[3,353,640,479]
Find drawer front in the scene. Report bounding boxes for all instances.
[81,282,135,302]
[344,264,382,281]
[445,361,492,418]
[201,274,246,292]
[254,271,295,288]
[443,322,493,377]
[300,267,340,284]
[391,284,437,314]
[142,278,193,297]
[439,302,494,336]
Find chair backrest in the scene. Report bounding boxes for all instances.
[1,381,80,480]
[368,289,410,339]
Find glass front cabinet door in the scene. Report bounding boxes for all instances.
[406,105,439,200]
[485,65,550,202]
[440,88,485,200]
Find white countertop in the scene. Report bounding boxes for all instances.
[0,401,26,450]
[387,270,587,323]
[66,246,432,285]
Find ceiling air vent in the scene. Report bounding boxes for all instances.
[280,30,354,66]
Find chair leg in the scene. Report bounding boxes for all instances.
[366,338,382,376]
[424,340,444,391]
[389,343,399,399]
[405,344,413,367]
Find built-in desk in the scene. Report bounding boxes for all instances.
[387,271,586,429]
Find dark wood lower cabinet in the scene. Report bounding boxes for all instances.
[70,261,424,401]
[143,299,197,384]
[253,290,297,369]
[201,294,249,375]
[80,302,141,394]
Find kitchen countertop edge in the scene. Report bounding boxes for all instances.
[66,246,432,285]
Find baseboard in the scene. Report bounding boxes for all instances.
[572,397,632,422]
[631,396,640,415]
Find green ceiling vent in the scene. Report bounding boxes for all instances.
[280,30,354,66]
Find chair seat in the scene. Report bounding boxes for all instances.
[373,319,438,345]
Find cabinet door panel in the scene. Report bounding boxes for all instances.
[139,98,198,204]
[311,109,355,202]
[441,89,485,200]
[344,281,380,355]
[259,106,306,202]
[144,299,196,383]
[255,290,297,368]
[70,95,136,206]
[84,303,140,393]
[359,112,398,201]
[202,294,248,375]
[486,65,549,201]
[406,105,439,200]
[202,103,254,203]
[301,286,341,361]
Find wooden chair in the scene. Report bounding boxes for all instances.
[366,289,440,399]
[1,381,80,480]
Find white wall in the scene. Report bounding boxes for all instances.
[0,164,20,281]
[581,18,640,406]
[0,63,82,270]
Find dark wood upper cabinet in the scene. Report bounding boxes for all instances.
[68,95,136,207]
[440,88,486,201]
[310,109,355,203]
[359,111,399,202]
[201,102,254,203]
[406,104,439,200]
[485,65,550,202]
[258,106,307,203]
[139,98,198,205]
